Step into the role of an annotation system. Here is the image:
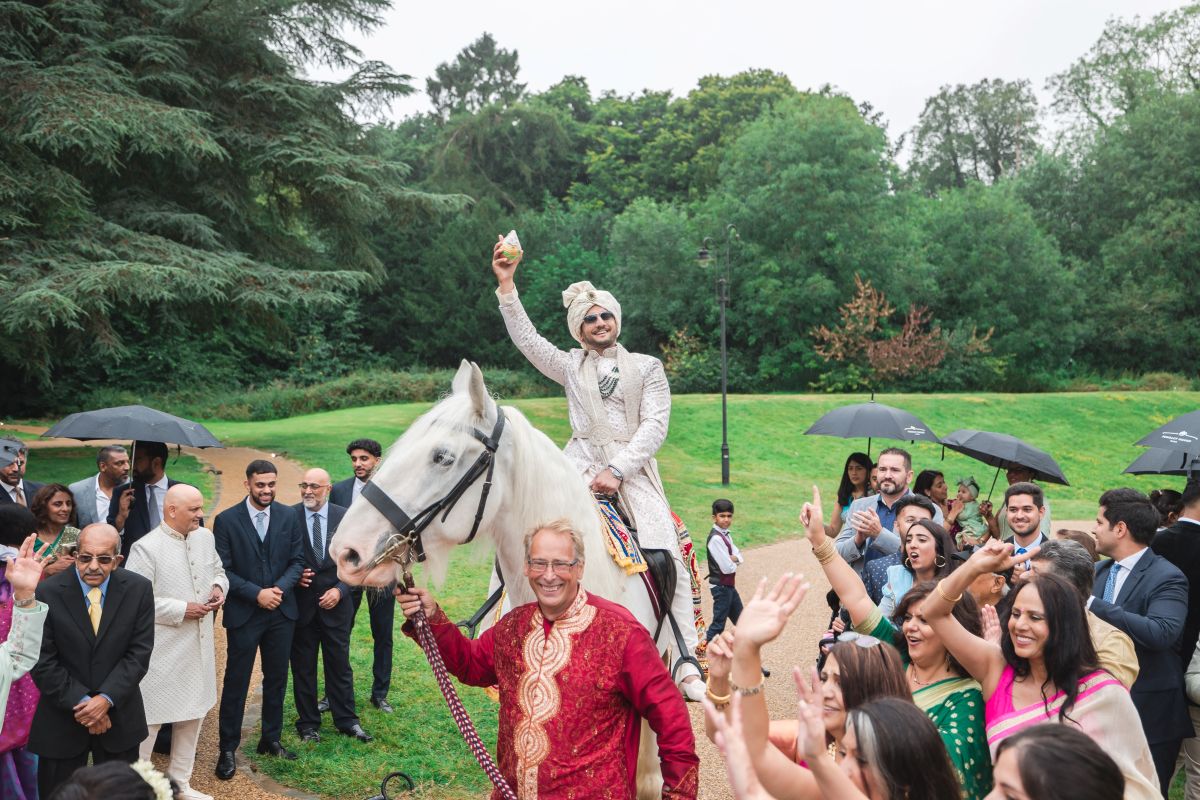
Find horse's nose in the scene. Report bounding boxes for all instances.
[342,547,361,567]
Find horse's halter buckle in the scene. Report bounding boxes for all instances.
[362,409,506,582]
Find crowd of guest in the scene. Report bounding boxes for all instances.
[705,445,1200,800]
[0,435,394,800]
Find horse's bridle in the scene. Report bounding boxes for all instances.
[362,409,506,582]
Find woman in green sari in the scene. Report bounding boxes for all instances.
[29,483,80,578]
[803,485,993,799]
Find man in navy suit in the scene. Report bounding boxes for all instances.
[329,437,394,713]
[1151,478,1200,792]
[106,441,181,558]
[290,467,371,743]
[0,438,44,506]
[1091,487,1193,793]
[212,459,304,779]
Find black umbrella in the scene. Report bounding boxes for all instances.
[1135,410,1200,453]
[804,398,940,456]
[939,429,1069,501]
[1123,447,1200,476]
[43,405,222,448]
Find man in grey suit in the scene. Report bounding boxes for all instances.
[834,447,944,576]
[69,446,130,528]
[0,439,43,507]
[1091,487,1192,793]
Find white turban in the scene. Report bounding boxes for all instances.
[562,280,622,344]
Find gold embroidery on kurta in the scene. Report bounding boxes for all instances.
[513,590,597,799]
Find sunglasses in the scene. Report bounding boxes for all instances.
[836,631,882,648]
[297,483,329,491]
[76,554,118,566]
[582,311,614,325]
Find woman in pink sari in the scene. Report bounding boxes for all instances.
[923,540,1159,800]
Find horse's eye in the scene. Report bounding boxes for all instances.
[432,448,454,466]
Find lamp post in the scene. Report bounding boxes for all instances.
[697,224,738,486]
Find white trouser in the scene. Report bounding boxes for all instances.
[140,717,203,788]
[1175,704,1200,799]
[664,549,701,684]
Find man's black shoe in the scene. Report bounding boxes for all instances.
[370,697,394,714]
[256,740,297,760]
[317,696,330,714]
[338,723,374,743]
[215,750,236,780]
[298,728,322,743]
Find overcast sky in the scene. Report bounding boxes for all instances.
[318,0,1184,143]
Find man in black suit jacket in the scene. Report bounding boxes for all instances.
[0,439,44,506]
[29,523,155,798]
[1151,479,1200,789]
[329,437,395,712]
[291,468,372,743]
[212,459,304,779]
[106,440,181,558]
[1091,487,1193,793]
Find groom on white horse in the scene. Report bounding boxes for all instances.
[491,236,707,702]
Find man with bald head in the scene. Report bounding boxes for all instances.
[290,468,370,742]
[29,523,155,798]
[126,485,228,800]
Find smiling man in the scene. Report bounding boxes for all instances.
[397,519,697,799]
[491,235,707,701]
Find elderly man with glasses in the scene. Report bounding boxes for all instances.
[396,518,698,799]
[289,468,371,744]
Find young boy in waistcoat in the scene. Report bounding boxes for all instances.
[705,498,743,641]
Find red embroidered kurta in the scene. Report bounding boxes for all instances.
[405,589,698,799]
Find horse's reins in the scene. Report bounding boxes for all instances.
[359,409,517,800]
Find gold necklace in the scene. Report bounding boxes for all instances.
[907,663,948,687]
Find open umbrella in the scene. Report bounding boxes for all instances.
[1135,410,1200,453]
[804,398,940,456]
[43,405,222,448]
[1124,447,1200,476]
[939,429,1069,501]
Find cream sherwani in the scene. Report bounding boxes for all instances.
[499,288,701,680]
[126,523,228,796]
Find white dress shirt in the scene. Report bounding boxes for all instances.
[147,474,169,521]
[709,527,743,574]
[245,497,271,534]
[1108,547,1149,604]
[93,475,112,523]
[304,503,328,552]
[352,478,366,504]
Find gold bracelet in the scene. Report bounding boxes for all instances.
[732,675,766,696]
[706,686,732,707]
[811,539,838,566]
[935,579,963,604]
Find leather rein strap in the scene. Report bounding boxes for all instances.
[364,410,506,574]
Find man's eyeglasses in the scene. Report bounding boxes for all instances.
[582,312,614,325]
[297,483,329,491]
[76,554,117,566]
[526,559,580,575]
[836,631,881,648]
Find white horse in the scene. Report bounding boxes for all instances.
[331,361,675,798]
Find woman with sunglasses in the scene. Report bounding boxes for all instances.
[723,574,918,800]
[923,539,1159,799]
[802,485,993,798]
[877,518,958,618]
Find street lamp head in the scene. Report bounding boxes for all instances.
[697,236,714,267]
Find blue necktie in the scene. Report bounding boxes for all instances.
[255,511,267,541]
[1015,546,1029,571]
[1103,563,1121,603]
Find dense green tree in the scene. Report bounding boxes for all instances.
[426,32,526,120]
[909,79,1040,193]
[0,0,456,393]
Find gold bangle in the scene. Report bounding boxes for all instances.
[732,675,766,696]
[811,539,838,566]
[706,687,732,707]
[935,579,963,604]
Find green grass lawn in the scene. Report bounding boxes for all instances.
[24,446,215,501]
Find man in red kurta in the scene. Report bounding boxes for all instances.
[398,519,698,799]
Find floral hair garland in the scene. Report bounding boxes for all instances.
[131,759,173,800]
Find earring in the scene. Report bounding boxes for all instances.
[935,555,947,568]
[904,557,912,569]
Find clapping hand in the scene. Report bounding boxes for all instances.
[706,629,736,683]
[4,533,45,600]
[981,604,1002,647]
[734,574,810,650]
[702,694,776,800]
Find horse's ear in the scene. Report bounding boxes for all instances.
[451,359,473,396]
[467,362,492,418]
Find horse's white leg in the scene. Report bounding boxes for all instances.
[636,718,663,800]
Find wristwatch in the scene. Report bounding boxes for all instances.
[607,465,624,481]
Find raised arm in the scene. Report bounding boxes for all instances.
[492,237,571,385]
[923,540,1032,698]
[802,487,878,628]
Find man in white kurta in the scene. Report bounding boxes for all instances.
[491,236,705,700]
[126,484,228,800]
